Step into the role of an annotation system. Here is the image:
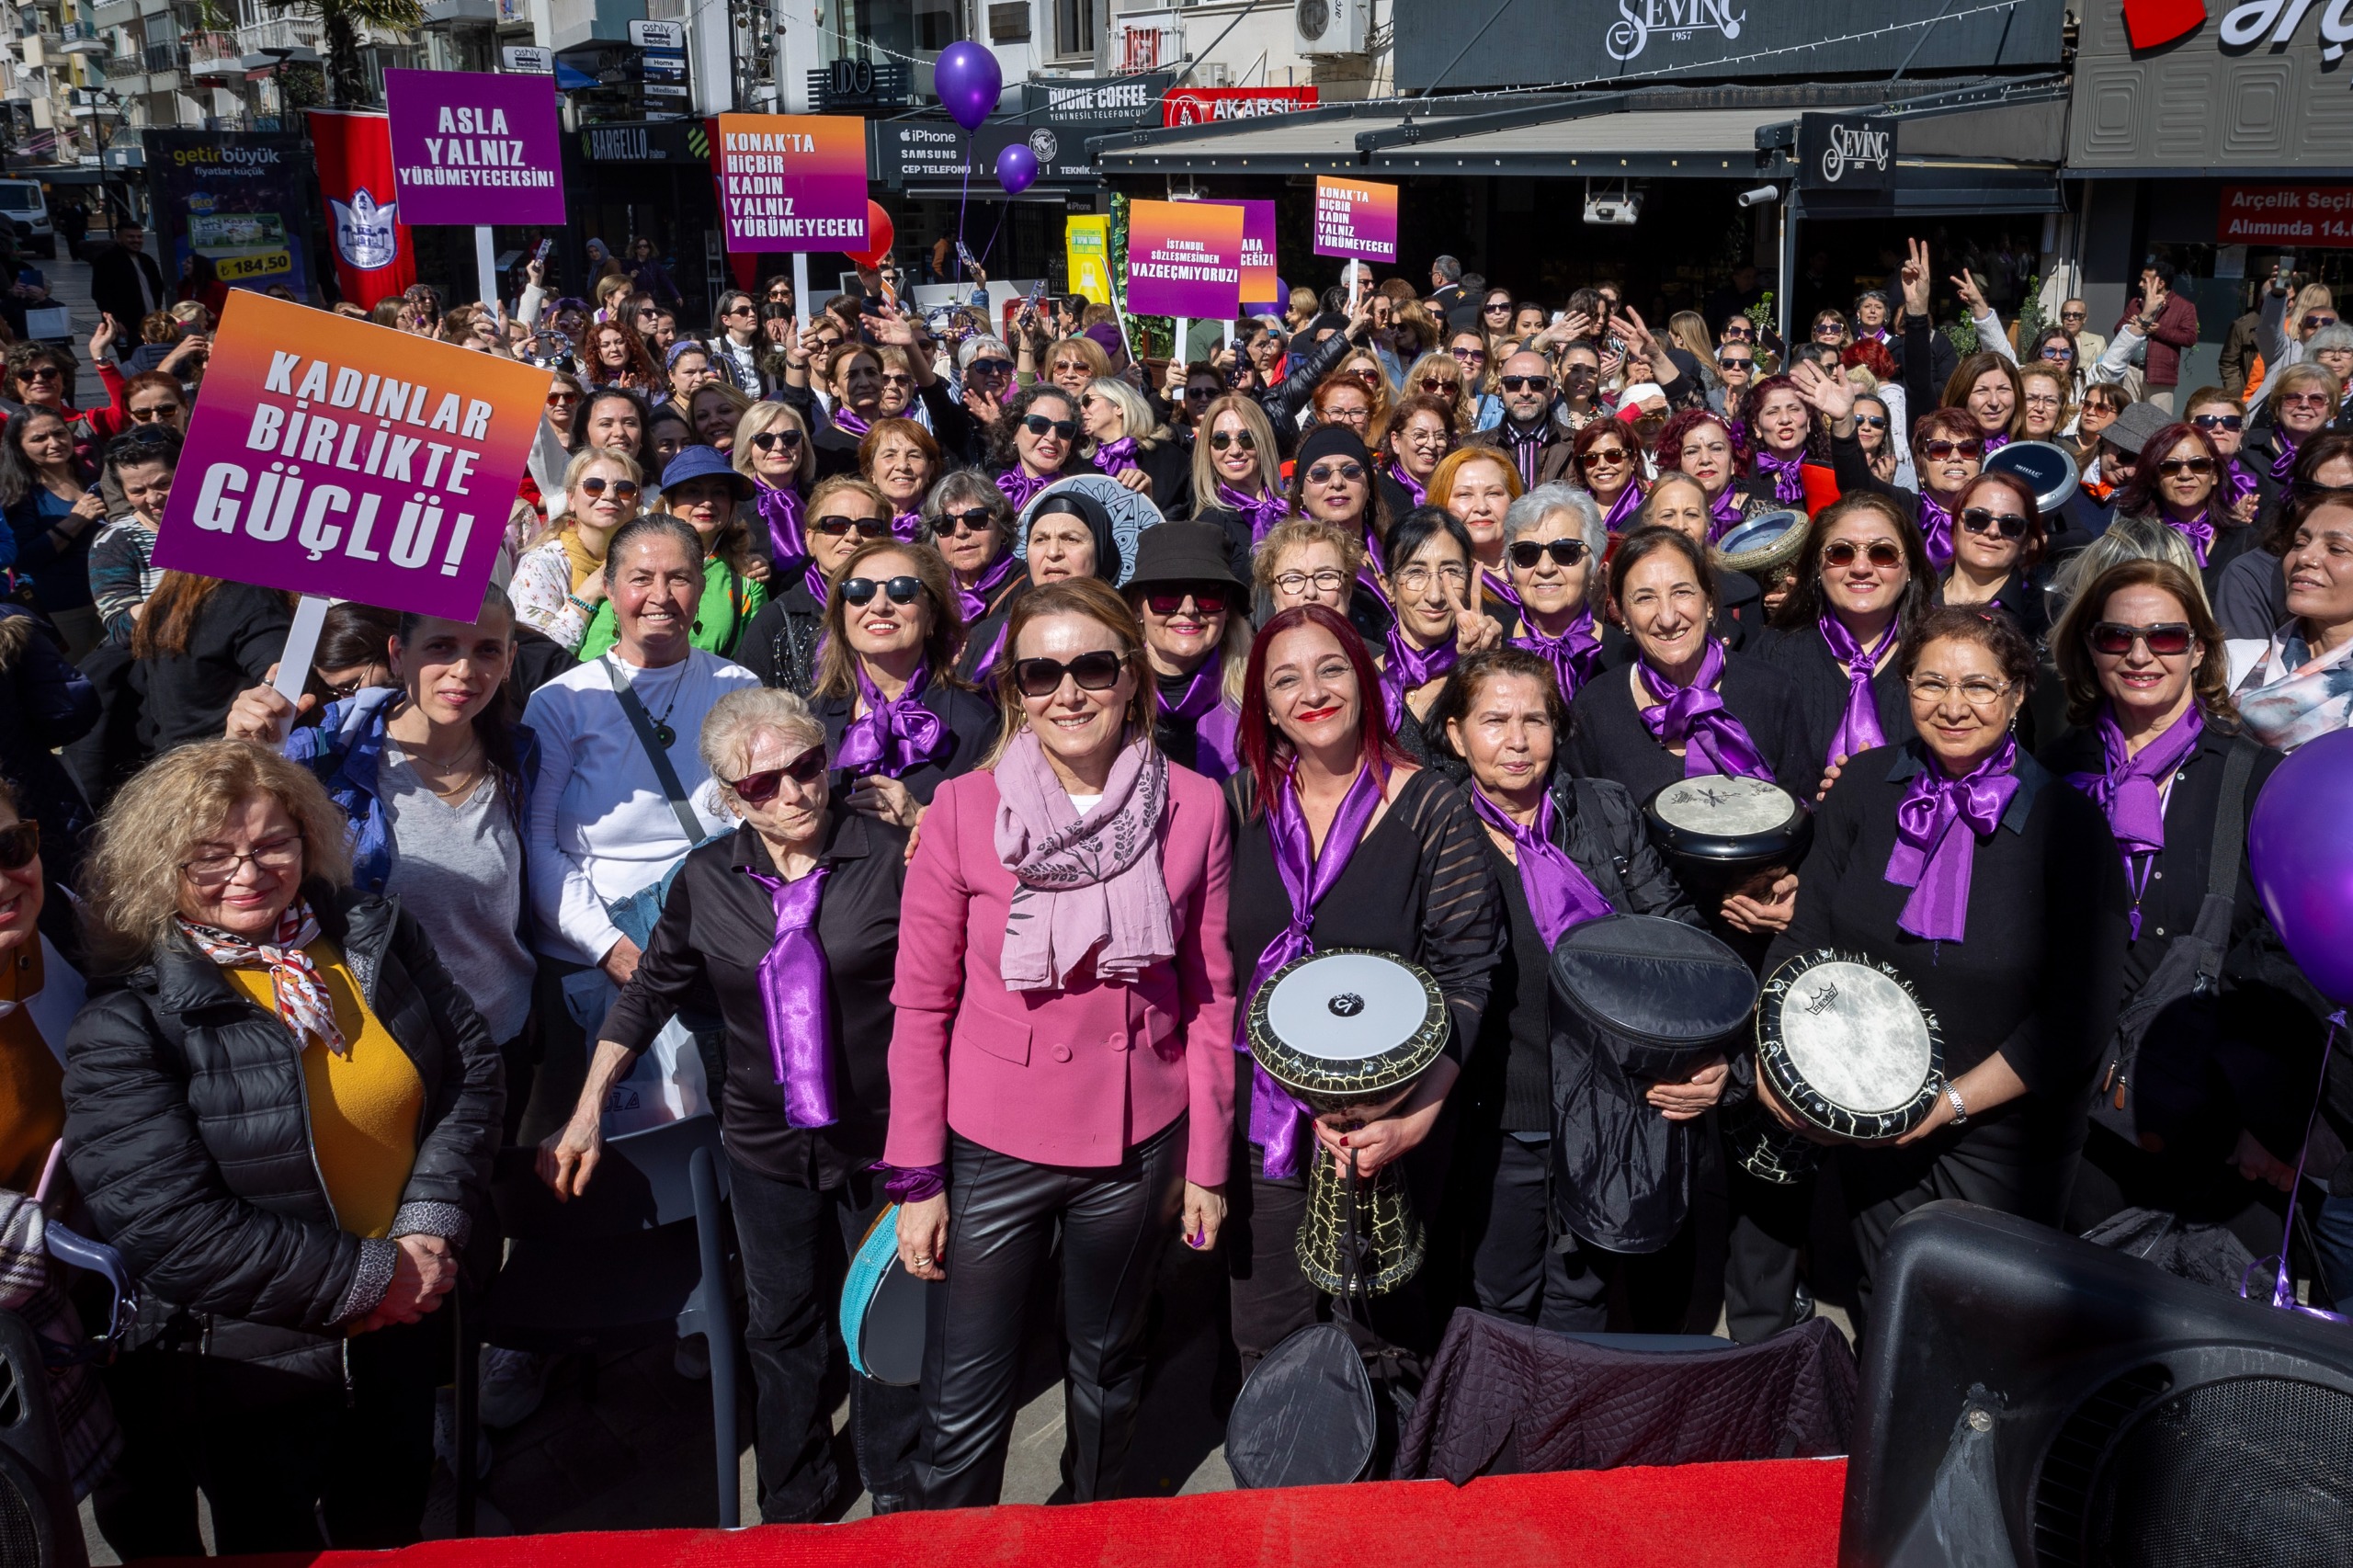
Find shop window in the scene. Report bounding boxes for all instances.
[833,0,957,60]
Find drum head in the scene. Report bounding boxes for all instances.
[1758,950,1944,1142]
[1550,914,1759,1053]
[1248,949,1445,1102]
[1984,439,2079,515]
[1016,474,1163,587]
[1715,508,1807,574]
[841,1205,928,1386]
[1643,775,1811,876]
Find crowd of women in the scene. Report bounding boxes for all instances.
[0,233,2347,1551]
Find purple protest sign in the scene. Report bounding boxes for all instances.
[384,67,564,227]
[1211,199,1279,311]
[153,291,550,622]
[1312,176,1398,263]
[1126,199,1245,320]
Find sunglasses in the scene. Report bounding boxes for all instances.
[724,304,756,317]
[1922,438,1985,460]
[841,574,923,607]
[730,748,828,804]
[1500,375,1552,393]
[1422,381,1462,397]
[1142,585,1236,616]
[1507,538,1590,569]
[1823,539,1904,569]
[1483,301,1513,314]
[1306,461,1366,484]
[1013,649,1126,699]
[2308,314,2341,330]
[936,506,995,537]
[0,819,37,871]
[2060,311,2087,323]
[578,476,641,500]
[1960,506,2029,539]
[2284,392,2335,409]
[1021,415,1079,441]
[1049,359,1091,374]
[1718,355,1754,369]
[811,514,891,538]
[19,368,61,383]
[1450,347,1487,363]
[2156,456,2217,478]
[1855,415,1891,430]
[128,403,180,422]
[2192,414,2245,432]
[1210,429,1256,452]
[967,358,1014,378]
[1722,324,1754,340]
[750,429,804,452]
[1580,447,1630,466]
[2088,621,2195,657]
[2040,346,2075,360]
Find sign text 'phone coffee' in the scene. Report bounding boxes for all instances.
[714,113,869,252]
[383,67,565,227]
[153,292,549,620]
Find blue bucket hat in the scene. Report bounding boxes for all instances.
[658,443,754,501]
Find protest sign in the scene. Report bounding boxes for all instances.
[1066,215,1113,303]
[713,114,870,253]
[1125,199,1245,320]
[1211,199,1279,312]
[384,67,566,227]
[1312,176,1399,263]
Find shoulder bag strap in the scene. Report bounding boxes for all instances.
[2188,739,2260,982]
[597,655,706,844]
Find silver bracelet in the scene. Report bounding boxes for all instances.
[1944,1083,1969,1125]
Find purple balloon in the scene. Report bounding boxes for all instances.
[995,142,1039,195]
[2247,725,2353,1006]
[933,40,1002,132]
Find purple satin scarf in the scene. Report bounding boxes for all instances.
[1241,763,1389,1178]
[1501,422,1546,488]
[1707,482,1745,540]
[1982,430,2010,457]
[1918,490,1957,573]
[1386,460,1427,506]
[1511,608,1602,699]
[835,661,949,778]
[2065,704,2203,942]
[756,483,811,585]
[2163,510,2215,567]
[1469,783,1614,949]
[996,469,1051,509]
[743,863,836,1127]
[1602,482,1644,531]
[1819,613,1900,767]
[1480,565,1522,614]
[831,406,873,439]
[1755,447,1808,505]
[1636,641,1775,781]
[2224,458,2261,513]
[956,551,1021,627]
[1884,738,2020,944]
[1215,482,1289,544]
[1095,436,1140,476]
[2272,429,2302,482]
[891,511,923,542]
[1381,624,1458,732]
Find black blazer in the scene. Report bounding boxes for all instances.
[89,243,165,335]
[810,676,998,805]
[1754,619,1917,783]
[1107,436,1194,522]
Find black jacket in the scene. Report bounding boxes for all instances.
[0,608,96,891]
[811,676,998,806]
[1754,619,1918,784]
[736,578,827,697]
[63,886,504,1376]
[88,243,165,337]
[126,580,292,760]
[1100,435,1194,521]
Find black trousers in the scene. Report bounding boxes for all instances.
[1455,1133,1700,1335]
[1722,1164,1816,1344]
[914,1117,1187,1510]
[729,1157,925,1522]
[91,1316,444,1557]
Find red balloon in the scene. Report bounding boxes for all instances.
[847,200,895,269]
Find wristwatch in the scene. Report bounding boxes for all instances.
[1944,1082,1970,1125]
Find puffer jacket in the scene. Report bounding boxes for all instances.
[62,884,503,1380]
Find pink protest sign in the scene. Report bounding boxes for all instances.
[1126,199,1245,319]
[715,113,870,253]
[1211,199,1279,311]
[153,291,550,621]
[1312,176,1398,263]
[384,67,565,227]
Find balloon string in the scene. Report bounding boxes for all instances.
[979,200,1007,272]
[2241,1008,2349,1324]
[957,130,972,274]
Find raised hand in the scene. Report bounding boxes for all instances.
[1901,238,1934,319]
[1949,268,1988,317]
[1790,358,1854,422]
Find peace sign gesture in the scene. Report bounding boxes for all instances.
[1446,569,1503,654]
[1900,237,1935,320]
[1948,267,1987,318]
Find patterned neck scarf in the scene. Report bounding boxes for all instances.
[177,902,345,1056]
[2234,626,2353,753]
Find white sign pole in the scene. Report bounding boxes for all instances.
[475,225,498,315]
[793,252,812,333]
[272,594,333,705]
[1175,316,1189,369]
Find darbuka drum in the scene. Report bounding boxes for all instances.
[840,1204,927,1386]
[1643,774,1813,903]
[1984,438,2080,516]
[1247,949,1448,1296]
[1730,948,1945,1184]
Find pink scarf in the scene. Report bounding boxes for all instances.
[992,730,1176,992]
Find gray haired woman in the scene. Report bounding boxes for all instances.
[1502,483,1608,699]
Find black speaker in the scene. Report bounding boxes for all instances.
[0,1311,84,1568]
[1841,1201,2353,1568]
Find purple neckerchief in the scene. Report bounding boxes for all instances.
[956,551,1021,626]
[1195,702,1243,781]
[1242,762,1390,1178]
[1165,659,1223,726]
[1602,483,1644,532]
[2163,509,2215,567]
[1468,782,1615,949]
[1511,608,1603,699]
[1859,326,1891,345]
[1755,447,1808,504]
[891,511,923,542]
[1386,460,1427,506]
[831,406,873,439]
[1918,489,1957,573]
[742,862,836,1128]
[1636,641,1775,781]
[996,468,1051,509]
[2224,457,2261,513]
[1884,737,2020,944]
[1216,482,1289,544]
[1706,482,1745,540]
[2063,703,2203,942]
[1095,436,1140,475]
[1819,612,1900,767]
[1982,430,2010,457]
[1381,623,1458,732]
[756,483,809,584]
[835,661,949,778]
[2272,429,2302,482]
[1480,565,1521,615]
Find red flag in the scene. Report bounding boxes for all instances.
[307,108,416,309]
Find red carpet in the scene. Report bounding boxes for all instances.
[218,1458,1847,1567]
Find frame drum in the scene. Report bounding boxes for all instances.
[1643,774,1813,903]
[1715,508,1808,576]
[840,1204,927,1386]
[1733,948,1945,1183]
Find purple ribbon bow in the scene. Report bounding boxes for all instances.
[1756,448,1808,505]
[1469,784,1615,949]
[956,551,1021,627]
[1707,483,1745,540]
[1511,608,1603,699]
[1386,460,1427,506]
[1095,436,1140,476]
[1981,430,2010,457]
[1819,612,1900,767]
[1241,764,1389,1178]
[835,661,949,778]
[2164,511,2215,567]
[1381,624,1458,732]
[2272,430,2302,482]
[756,483,815,597]
[891,511,923,542]
[1216,482,1289,544]
[2224,458,2260,513]
[1917,490,1957,573]
[1637,641,1776,781]
[1603,482,1644,532]
[996,469,1051,510]
[1884,738,2020,944]
[1480,566,1522,615]
[743,864,836,1128]
[831,406,872,439]
[2065,704,2202,942]
[1165,658,1242,779]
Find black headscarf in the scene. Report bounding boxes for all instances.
[1030,489,1122,583]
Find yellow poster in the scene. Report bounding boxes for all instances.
[1065,215,1111,305]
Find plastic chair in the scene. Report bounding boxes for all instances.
[453,1115,738,1534]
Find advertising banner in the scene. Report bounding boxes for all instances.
[1066,214,1112,304]
[1161,86,1318,126]
[1126,199,1244,319]
[713,113,869,253]
[1211,199,1279,312]
[383,67,566,227]
[153,292,548,621]
[307,108,416,309]
[2219,185,2353,247]
[146,131,312,303]
[1312,176,1398,263]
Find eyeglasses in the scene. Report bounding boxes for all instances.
[2040,346,2075,360]
[2192,414,2245,432]
[2155,456,2218,478]
[1907,675,2013,708]
[1507,538,1590,569]
[1049,359,1091,374]
[1922,438,1985,460]
[966,358,1014,379]
[811,515,891,539]
[2283,392,2335,410]
[2087,620,2196,657]
[1500,375,1552,393]
[1960,506,2029,539]
[578,476,641,500]
[1718,354,1754,369]
[1580,447,1631,467]
[936,506,996,537]
[841,575,923,607]
[750,429,803,453]
[1209,429,1256,453]
[1021,415,1078,441]
[729,748,827,804]
[1013,649,1126,698]
[1142,585,1235,616]
[2059,311,2087,324]
[0,819,38,871]
[127,402,180,422]
[1392,562,1470,594]
[1274,569,1347,596]
[2307,314,2341,331]
[1483,301,1513,315]
[1450,347,1487,364]
[181,833,302,887]
[1306,461,1366,484]
[1823,539,1904,569]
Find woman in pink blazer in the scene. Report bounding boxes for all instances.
[886,575,1236,1509]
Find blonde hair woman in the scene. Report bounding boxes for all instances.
[1078,376,1190,514]
[1401,349,1479,435]
[508,447,647,653]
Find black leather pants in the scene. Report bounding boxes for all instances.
[913,1116,1188,1510]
